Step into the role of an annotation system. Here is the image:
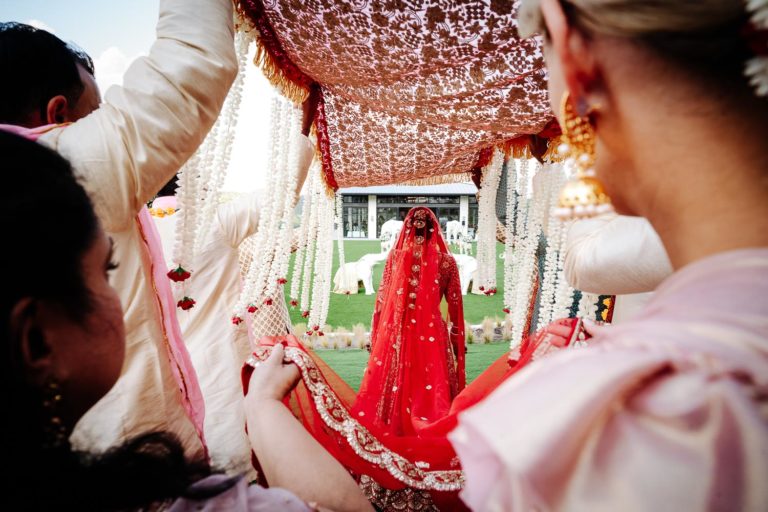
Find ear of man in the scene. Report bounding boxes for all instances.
[45,95,71,125]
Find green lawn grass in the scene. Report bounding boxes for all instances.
[287,241,506,329]
[315,342,510,391]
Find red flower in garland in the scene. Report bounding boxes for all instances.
[305,330,313,336]
[177,296,195,310]
[290,299,299,307]
[232,315,244,325]
[263,297,274,306]
[167,265,191,282]
[277,277,288,285]
[479,286,485,291]
[247,304,258,314]
[301,310,310,318]
[503,307,511,314]
[313,325,320,331]
[318,331,325,337]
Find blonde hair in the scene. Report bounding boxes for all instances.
[518,0,745,39]
[518,0,756,94]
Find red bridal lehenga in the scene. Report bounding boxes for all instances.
[242,208,590,511]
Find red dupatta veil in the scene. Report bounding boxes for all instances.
[353,207,465,436]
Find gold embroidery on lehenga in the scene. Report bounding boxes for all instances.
[247,348,465,491]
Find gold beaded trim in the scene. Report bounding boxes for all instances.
[247,347,465,491]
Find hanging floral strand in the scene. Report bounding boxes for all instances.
[307,190,336,335]
[502,157,519,315]
[234,97,283,320]
[170,28,253,308]
[508,159,547,350]
[475,148,504,294]
[233,96,304,328]
[265,104,301,303]
[535,164,568,330]
[299,163,322,321]
[289,166,315,310]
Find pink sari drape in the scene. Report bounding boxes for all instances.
[137,207,207,454]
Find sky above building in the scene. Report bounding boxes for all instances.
[1,0,275,192]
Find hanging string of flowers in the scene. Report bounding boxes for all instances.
[234,97,284,320]
[508,159,547,350]
[552,240,577,320]
[265,105,301,303]
[299,163,322,320]
[502,157,518,315]
[289,165,315,311]
[307,189,336,335]
[552,160,576,320]
[474,148,504,294]
[233,96,304,327]
[170,28,253,308]
[535,164,569,330]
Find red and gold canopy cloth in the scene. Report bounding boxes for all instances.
[237,0,554,189]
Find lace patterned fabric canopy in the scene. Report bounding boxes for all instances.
[238,0,555,189]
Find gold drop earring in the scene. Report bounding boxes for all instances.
[553,91,614,220]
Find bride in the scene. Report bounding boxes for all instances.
[352,207,465,436]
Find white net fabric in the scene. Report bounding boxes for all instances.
[239,235,293,339]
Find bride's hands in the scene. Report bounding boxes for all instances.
[245,344,301,403]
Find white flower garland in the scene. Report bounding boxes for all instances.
[235,97,284,314]
[234,95,304,328]
[502,157,518,313]
[290,167,315,309]
[507,158,548,350]
[170,28,252,305]
[475,148,504,293]
[308,189,335,333]
[299,164,321,317]
[535,164,568,330]
[288,162,336,336]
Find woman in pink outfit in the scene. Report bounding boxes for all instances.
[450,1,768,510]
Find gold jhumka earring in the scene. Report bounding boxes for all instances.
[553,92,614,220]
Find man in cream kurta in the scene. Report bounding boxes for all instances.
[36,0,237,454]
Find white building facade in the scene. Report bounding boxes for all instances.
[339,183,478,240]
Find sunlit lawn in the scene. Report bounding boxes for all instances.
[315,341,510,391]
[287,241,506,330]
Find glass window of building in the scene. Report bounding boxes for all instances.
[343,205,368,238]
[343,195,368,203]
